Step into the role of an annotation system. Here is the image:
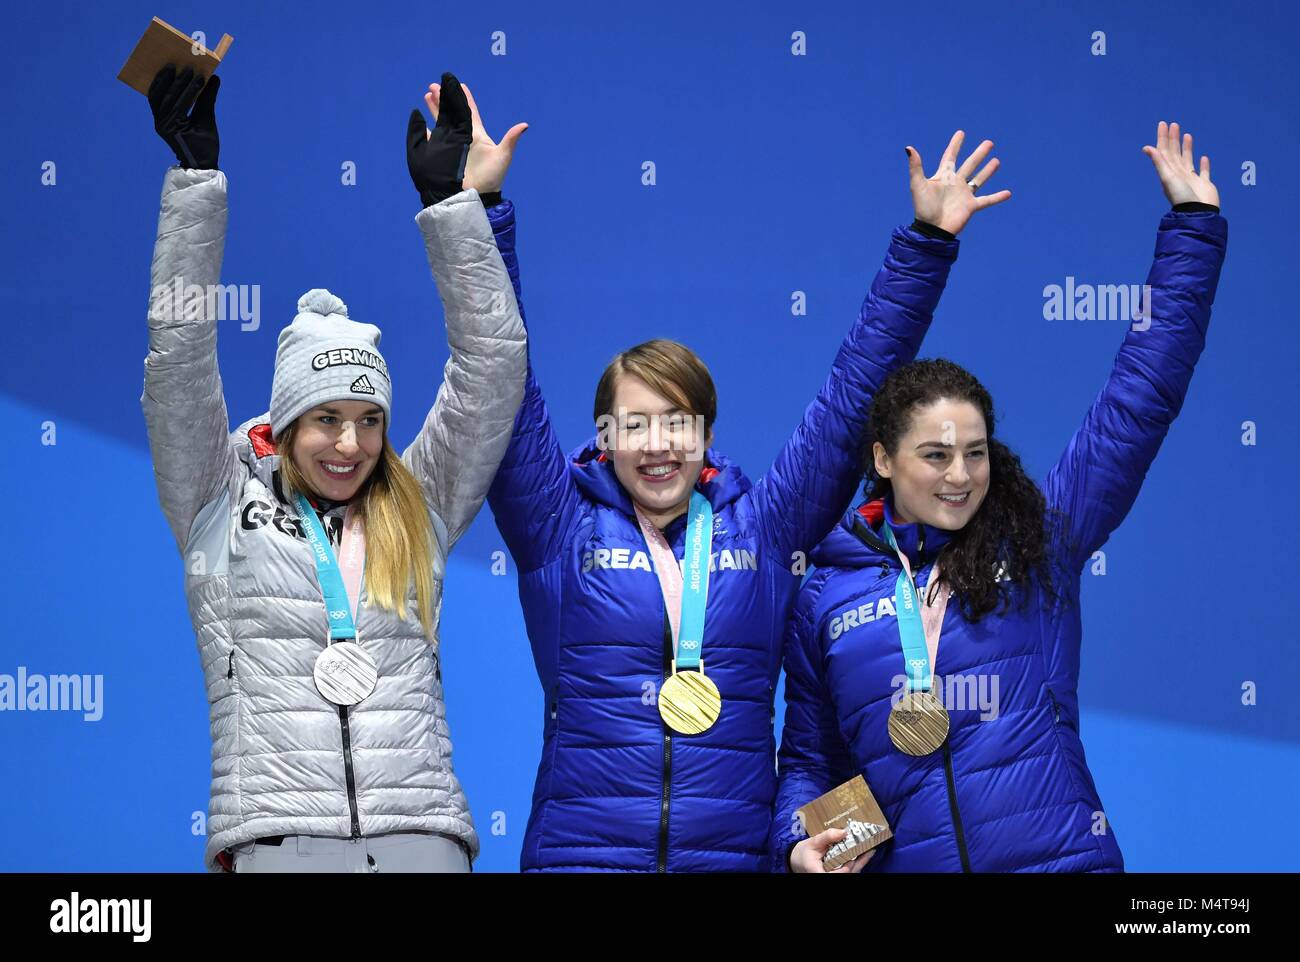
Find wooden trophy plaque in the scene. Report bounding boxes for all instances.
[117,17,233,96]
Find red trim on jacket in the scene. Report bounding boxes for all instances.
[857,498,885,528]
[249,423,277,459]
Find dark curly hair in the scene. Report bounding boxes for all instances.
[859,358,1065,622]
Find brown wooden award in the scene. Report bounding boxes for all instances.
[796,774,893,871]
[117,17,233,96]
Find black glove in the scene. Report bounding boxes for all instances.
[406,72,473,208]
[148,65,221,170]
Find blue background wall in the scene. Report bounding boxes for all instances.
[1,0,1295,871]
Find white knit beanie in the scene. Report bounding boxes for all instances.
[269,289,392,438]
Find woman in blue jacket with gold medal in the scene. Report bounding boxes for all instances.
[425,74,1012,871]
[774,122,1228,872]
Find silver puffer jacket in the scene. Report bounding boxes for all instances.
[140,167,527,871]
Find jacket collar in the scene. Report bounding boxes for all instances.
[847,495,956,569]
[567,437,752,538]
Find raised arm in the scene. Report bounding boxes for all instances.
[770,571,863,873]
[1043,121,1228,573]
[751,132,1010,564]
[417,76,581,571]
[400,73,529,550]
[139,66,240,557]
[483,202,583,572]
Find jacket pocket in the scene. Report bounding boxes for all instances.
[1046,687,1076,731]
[544,692,560,791]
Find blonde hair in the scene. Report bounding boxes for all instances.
[277,418,438,642]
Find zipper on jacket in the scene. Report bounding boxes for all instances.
[657,608,673,874]
[338,705,362,838]
[226,650,235,679]
[1047,688,1061,725]
[941,740,972,872]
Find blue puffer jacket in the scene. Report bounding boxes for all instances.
[771,209,1228,872]
[484,201,960,871]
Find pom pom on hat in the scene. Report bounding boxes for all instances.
[296,289,349,318]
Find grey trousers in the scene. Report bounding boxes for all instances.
[231,832,471,873]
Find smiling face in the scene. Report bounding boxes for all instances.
[289,400,385,501]
[604,374,713,527]
[873,398,990,530]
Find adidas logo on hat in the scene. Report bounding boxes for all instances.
[350,374,376,395]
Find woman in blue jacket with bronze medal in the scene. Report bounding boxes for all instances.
[774,122,1228,873]
[429,71,1014,872]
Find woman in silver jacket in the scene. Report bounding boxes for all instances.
[140,67,527,872]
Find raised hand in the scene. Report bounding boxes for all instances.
[1142,121,1219,208]
[425,78,527,195]
[907,131,1011,236]
[406,71,474,209]
[148,65,221,170]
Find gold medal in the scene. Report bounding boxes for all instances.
[658,659,722,735]
[888,689,949,755]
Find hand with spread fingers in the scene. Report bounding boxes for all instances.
[423,76,528,201]
[907,131,1011,236]
[406,71,475,209]
[1143,120,1219,208]
[148,64,221,170]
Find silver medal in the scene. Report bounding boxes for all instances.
[314,641,377,706]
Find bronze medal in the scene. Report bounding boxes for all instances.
[888,689,949,755]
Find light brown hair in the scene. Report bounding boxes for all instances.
[593,339,717,429]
